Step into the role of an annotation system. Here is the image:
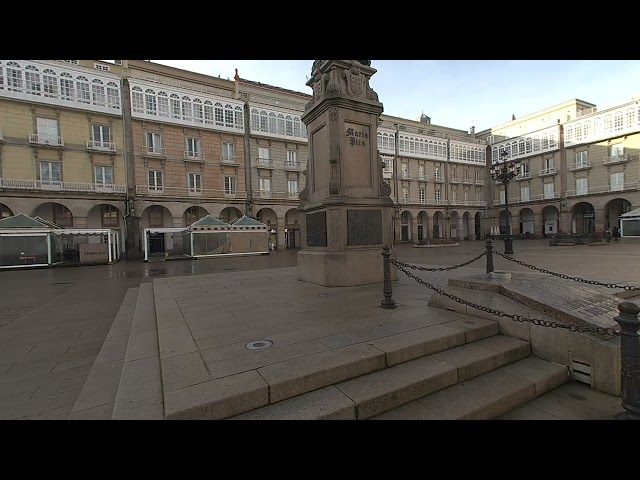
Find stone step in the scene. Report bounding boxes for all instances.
[229,334,532,420]
[163,314,500,420]
[370,356,569,420]
[111,282,164,420]
[67,287,139,420]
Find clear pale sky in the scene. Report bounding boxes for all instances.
[151,60,640,132]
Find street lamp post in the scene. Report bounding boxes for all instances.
[491,148,520,255]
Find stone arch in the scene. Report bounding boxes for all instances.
[33,202,74,227]
[604,197,633,230]
[87,203,123,231]
[400,210,412,242]
[140,204,173,230]
[571,201,595,235]
[0,203,14,219]
[542,205,559,237]
[462,211,472,240]
[219,206,243,224]
[285,208,302,249]
[183,205,209,227]
[519,208,534,236]
[449,211,460,240]
[417,210,429,241]
[433,211,445,239]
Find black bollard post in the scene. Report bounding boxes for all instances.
[485,238,494,274]
[380,245,396,309]
[613,302,640,420]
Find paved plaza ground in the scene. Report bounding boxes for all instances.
[0,237,638,420]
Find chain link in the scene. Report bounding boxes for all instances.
[390,259,619,337]
[392,250,487,272]
[493,251,638,291]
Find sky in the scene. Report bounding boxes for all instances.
[152,60,640,132]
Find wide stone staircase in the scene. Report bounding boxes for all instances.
[68,278,572,420]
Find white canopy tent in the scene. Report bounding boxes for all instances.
[619,208,640,238]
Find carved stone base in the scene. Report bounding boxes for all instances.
[297,248,398,287]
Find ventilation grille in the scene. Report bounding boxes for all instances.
[568,354,592,385]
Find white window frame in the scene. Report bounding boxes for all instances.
[188,173,202,193]
[258,146,270,160]
[435,190,441,204]
[92,124,111,149]
[36,117,59,144]
[610,172,624,192]
[94,64,110,72]
[95,165,114,185]
[186,137,201,158]
[288,179,298,194]
[40,161,61,183]
[148,170,164,192]
[419,188,425,204]
[145,132,163,154]
[520,186,530,202]
[287,150,297,166]
[224,175,237,194]
[576,177,588,195]
[259,178,271,197]
[576,151,588,166]
[544,182,555,199]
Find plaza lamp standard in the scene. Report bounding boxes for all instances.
[491,148,520,255]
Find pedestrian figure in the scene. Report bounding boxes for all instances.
[605,228,611,243]
[612,226,620,241]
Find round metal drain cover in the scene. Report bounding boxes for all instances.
[246,340,273,350]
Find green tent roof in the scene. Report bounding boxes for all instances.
[0,213,56,229]
[232,215,268,227]
[189,215,231,227]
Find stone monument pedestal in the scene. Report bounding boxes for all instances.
[296,60,397,287]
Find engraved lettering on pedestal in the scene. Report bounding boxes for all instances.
[347,210,383,245]
[306,211,327,247]
[345,127,369,148]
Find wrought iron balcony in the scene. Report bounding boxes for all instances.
[449,177,461,184]
[285,161,304,171]
[220,155,239,165]
[475,179,485,186]
[433,175,444,183]
[87,140,116,152]
[603,154,629,165]
[539,167,556,177]
[462,178,474,184]
[256,158,273,169]
[516,172,531,180]
[136,185,246,199]
[29,133,64,147]
[143,145,166,157]
[569,161,591,171]
[184,150,205,162]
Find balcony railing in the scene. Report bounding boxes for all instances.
[417,174,428,181]
[539,167,556,177]
[0,178,126,194]
[565,182,639,197]
[256,158,273,169]
[184,151,205,162]
[400,173,413,180]
[450,177,461,184]
[256,190,272,199]
[475,179,485,186]
[495,192,560,204]
[87,140,116,152]
[398,198,487,207]
[604,154,629,165]
[288,192,300,200]
[516,172,531,180]
[569,161,591,171]
[143,145,166,157]
[220,155,239,165]
[29,133,64,147]
[433,175,444,183]
[383,170,393,179]
[285,161,304,171]
[136,185,246,199]
[462,178,474,184]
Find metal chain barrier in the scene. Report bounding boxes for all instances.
[493,251,639,291]
[389,258,619,337]
[393,250,487,272]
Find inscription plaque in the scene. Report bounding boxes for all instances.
[306,211,327,247]
[347,209,382,245]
